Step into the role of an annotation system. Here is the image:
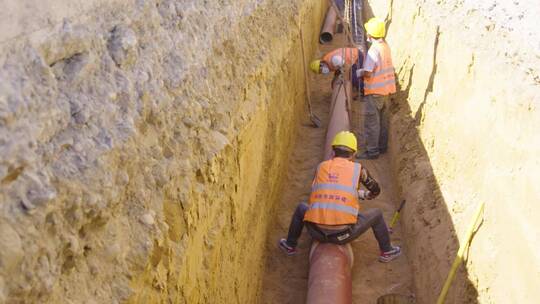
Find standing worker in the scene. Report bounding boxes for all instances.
[278,131,401,263]
[356,17,396,159]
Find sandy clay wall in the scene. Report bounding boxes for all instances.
[366,0,540,303]
[0,1,325,303]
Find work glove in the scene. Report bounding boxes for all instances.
[355,68,365,78]
[365,190,376,200]
[358,190,372,200]
[321,65,330,74]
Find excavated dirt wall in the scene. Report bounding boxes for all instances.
[0,1,325,303]
[366,0,540,303]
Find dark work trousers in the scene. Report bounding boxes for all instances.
[285,202,392,252]
[285,202,310,247]
[363,94,390,156]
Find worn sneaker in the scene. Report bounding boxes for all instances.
[379,246,401,263]
[278,238,297,256]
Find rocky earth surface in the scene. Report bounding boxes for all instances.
[0,0,325,303]
[366,0,539,303]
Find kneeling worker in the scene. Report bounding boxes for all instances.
[278,131,401,262]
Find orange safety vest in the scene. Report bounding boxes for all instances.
[304,158,361,225]
[322,48,360,71]
[364,41,396,96]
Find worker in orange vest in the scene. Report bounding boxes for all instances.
[310,47,363,94]
[309,47,364,95]
[278,131,401,263]
[309,47,360,75]
[356,18,396,159]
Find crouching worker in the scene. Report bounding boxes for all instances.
[278,131,401,263]
[309,47,363,90]
[309,47,360,75]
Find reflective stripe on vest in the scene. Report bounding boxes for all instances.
[364,42,396,96]
[322,47,360,71]
[304,158,361,225]
[309,202,359,216]
[310,162,360,194]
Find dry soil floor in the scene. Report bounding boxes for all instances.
[261,33,414,303]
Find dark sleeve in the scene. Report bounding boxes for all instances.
[358,167,380,197]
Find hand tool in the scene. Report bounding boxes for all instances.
[388,200,406,233]
[299,28,322,128]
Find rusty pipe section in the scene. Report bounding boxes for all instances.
[306,242,354,304]
[307,79,354,304]
[319,5,337,44]
[307,2,364,301]
[323,80,352,160]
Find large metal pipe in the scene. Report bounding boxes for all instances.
[306,2,366,301]
[319,6,338,44]
[306,79,354,304]
[323,79,352,160]
[306,242,354,304]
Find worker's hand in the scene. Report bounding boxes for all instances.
[355,69,365,78]
[321,65,330,74]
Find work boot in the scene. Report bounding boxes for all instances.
[278,238,297,256]
[379,245,401,263]
[356,151,379,160]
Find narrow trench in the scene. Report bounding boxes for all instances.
[261,33,413,303]
[2,1,538,303]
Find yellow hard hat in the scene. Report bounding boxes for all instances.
[331,131,357,152]
[364,17,386,38]
[309,59,321,74]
